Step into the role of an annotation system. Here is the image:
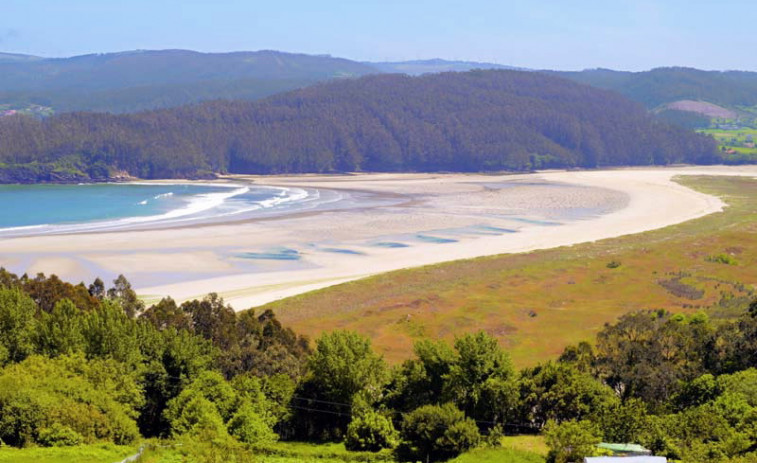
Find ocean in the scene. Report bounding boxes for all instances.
[0,182,312,236]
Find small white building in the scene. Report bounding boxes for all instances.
[586,457,667,463]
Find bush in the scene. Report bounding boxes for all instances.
[706,254,739,265]
[398,403,480,462]
[168,395,229,438]
[544,419,601,463]
[345,408,399,452]
[37,423,82,447]
[228,400,278,445]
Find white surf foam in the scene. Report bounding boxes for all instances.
[0,183,319,236]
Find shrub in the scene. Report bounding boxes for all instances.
[544,419,601,463]
[37,423,82,447]
[398,403,480,462]
[345,408,399,452]
[706,254,739,265]
[227,400,278,445]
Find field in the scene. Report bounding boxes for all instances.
[700,127,757,160]
[261,176,757,366]
[0,443,138,463]
[136,439,544,463]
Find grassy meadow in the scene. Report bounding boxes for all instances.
[700,127,757,159]
[135,439,544,463]
[0,443,138,463]
[262,175,757,366]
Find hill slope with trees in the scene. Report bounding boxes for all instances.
[554,67,757,110]
[0,70,719,183]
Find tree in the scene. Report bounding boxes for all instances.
[0,288,37,364]
[227,400,278,445]
[544,419,601,463]
[594,311,712,406]
[345,397,398,452]
[36,299,86,357]
[292,330,387,439]
[141,297,192,331]
[444,331,517,427]
[388,339,456,413]
[107,275,144,318]
[599,398,649,444]
[165,370,239,426]
[181,293,237,350]
[518,362,617,429]
[88,277,105,300]
[306,330,388,406]
[0,355,140,447]
[398,403,480,462]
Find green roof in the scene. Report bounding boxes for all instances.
[598,443,651,454]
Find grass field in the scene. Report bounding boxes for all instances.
[0,443,138,463]
[700,128,757,159]
[449,447,545,463]
[261,176,757,366]
[137,440,543,463]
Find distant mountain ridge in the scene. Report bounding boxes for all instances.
[552,67,757,112]
[0,52,42,63]
[0,49,379,113]
[2,49,757,119]
[369,59,524,75]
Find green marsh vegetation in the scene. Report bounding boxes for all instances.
[265,176,757,365]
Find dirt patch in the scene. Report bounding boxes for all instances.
[666,100,737,119]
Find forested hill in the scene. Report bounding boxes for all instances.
[0,49,378,113]
[554,67,757,109]
[0,70,719,183]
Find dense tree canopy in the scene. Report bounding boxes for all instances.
[0,70,719,183]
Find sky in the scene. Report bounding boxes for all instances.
[2,0,755,71]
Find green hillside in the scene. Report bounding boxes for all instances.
[0,70,718,183]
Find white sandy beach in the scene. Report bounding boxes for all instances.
[1,166,755,309]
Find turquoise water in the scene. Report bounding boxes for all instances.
[0,183,310,235]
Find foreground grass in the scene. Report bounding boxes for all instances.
[0,443,138,463]
[138,441,393,463]
[262,176,757,366]
[138,440,542,463]
[500,435,548,457]
[449,447,545,463]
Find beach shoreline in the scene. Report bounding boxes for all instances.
[1,166,755,309]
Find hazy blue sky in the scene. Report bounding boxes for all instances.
[2,0,755,71]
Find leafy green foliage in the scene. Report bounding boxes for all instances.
[544,420,601,463]
[445,332,517,427]
[345,400,399,452]
[0,355,141,446]
[228,400,279,445]
[398,403,481,462]
[0,288,36,364]
[294,331,388,439]
[518,362,617,429]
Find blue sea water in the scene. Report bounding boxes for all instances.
[0,183,311,235]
